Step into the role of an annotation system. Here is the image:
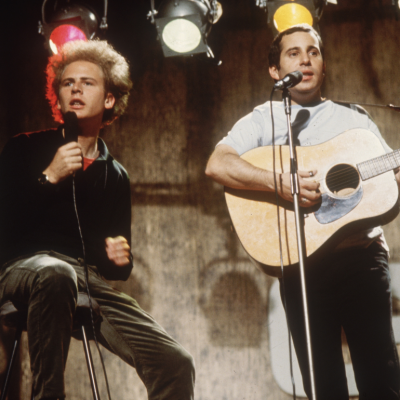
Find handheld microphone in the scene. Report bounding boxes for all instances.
[63,111,80,143]
[273,71,303,91]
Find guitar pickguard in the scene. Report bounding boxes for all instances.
[314,187,363,224]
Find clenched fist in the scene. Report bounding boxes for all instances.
[105,236,131,267]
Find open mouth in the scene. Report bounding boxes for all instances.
[302,71,314,80]
[70,99,85,106]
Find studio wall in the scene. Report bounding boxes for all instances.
[1,1,400,399]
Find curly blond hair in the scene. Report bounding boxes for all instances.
[46,40,132,125]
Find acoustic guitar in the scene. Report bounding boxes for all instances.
[225,129,400,277]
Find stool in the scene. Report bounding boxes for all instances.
[0,292,102,400]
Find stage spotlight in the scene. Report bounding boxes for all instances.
[394,0,400,20]
[148,0,222,58]
[257,0,326,33]
[38,0,108,54]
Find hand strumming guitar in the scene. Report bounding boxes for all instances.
[278,170,321,207]
[205,144,320,207]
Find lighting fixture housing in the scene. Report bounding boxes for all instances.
[39,0,107,54]
[150,0,218,57]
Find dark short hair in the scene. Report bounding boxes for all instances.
[268,24,324,69]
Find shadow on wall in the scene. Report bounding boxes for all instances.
[199,257,272,348]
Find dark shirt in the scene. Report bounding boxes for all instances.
[0,127,133,281]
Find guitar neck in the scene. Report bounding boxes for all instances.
[357,149,400,181]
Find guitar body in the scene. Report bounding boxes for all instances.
[225,129,400,277]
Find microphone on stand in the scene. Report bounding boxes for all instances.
[63,111,80,143]
[274,71,303,91]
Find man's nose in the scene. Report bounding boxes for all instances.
[71,83,82,93]
[300,53,311,65]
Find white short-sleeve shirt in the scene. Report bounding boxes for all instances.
[218,100,393,251]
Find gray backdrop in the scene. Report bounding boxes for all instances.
[1,0,400,399]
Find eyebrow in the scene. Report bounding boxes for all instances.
[286,46,301,54]
[61,77,98,84]
[285,45,320,54]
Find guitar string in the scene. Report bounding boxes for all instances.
[300,167,395,196]
[289,167,371,195]
[337,156,396,178]
[316,170,376,185]
[322,171,359,184]
[295,153,398,186]
[310,165,390,185]
[298,169,359,186]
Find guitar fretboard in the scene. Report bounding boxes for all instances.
[357,149,400,180]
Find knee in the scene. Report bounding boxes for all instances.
[33,256,78,297]
[171,346,195,378]
[181,349,195,373]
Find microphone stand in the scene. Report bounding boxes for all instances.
[282,88,317,400]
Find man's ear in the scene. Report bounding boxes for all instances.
[269,65,280,81]
[104,93,116,110]
[56,99,61,110]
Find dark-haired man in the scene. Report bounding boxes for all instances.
[0,40,194,400]
[206,24,400,399]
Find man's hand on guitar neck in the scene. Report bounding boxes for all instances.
[205,144,321,207]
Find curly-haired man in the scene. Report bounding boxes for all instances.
[0,40,194,400]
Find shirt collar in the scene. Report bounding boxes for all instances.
[57,125,113,163]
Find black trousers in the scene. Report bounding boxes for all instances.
[0,251,195,400]
[280,242,400,400]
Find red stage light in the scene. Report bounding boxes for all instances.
[49,25,87,54]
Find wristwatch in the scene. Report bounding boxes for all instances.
[38,173,50,185]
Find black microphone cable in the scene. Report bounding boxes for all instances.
[72,173,113,400]
[269,89,297,400]
[64,113,113,400]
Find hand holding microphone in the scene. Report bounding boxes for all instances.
[42,112,83,184]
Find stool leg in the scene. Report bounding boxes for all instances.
[81,325,100,400]
[0,327,22,400]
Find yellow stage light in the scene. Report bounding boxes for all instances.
[273,3,314,32]
[264,1,326,34]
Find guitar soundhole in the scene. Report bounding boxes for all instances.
[325,164,360,197]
